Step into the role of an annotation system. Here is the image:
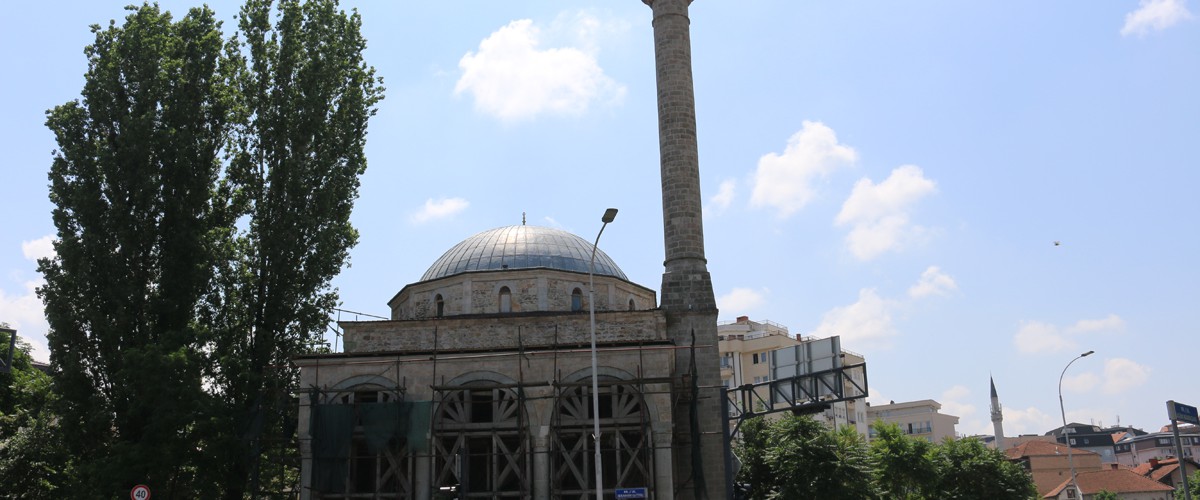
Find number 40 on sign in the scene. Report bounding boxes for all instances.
[131,484,151,500]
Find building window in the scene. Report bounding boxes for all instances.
[499,287,512,313]
[628,298,635,311]
[752,353,760,364]
[571,288,583,312]
[435,294,444,318]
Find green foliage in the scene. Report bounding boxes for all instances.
[736,415,876,499]
[927,436,1036,500]
[734,416,773,499]
[735,416,1037,500]
[870,422,936,499]
[0,333,73,498]
[40,4,233,494]
[1093,490,1119,500]
[201,0,383,495]
[38,0,382,496]
[1177,470,1200,499]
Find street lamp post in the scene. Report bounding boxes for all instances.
[1058,350,1095,498]
[589,208,618,500]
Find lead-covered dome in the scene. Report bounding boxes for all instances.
[420,225,628,282]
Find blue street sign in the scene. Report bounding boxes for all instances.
[615,487,648,499]
[1170,401,1200,426]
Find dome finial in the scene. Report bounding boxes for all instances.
[522,212,526,225]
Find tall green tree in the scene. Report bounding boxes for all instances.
[39,5,236,495]
[927,437,1036,500]
[736,415,878,499]
[869,422,936,499]
[201,0,383,496]
[734,416,773,500]
[39,0,382,496]
[735,416,1036,500]
[0,330,72,499]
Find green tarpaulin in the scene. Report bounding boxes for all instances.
[311,404,354,493]
[310,400,434,492]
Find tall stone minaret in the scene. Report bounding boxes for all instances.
[990,376,1006,451]
[642,1,725,498]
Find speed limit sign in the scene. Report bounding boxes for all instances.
[130,484,151,500]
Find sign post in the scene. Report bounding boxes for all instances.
[1167,400,1196,500]
[615,487,647,499]
[130,484,151,500]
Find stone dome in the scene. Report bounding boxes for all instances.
[420,225,628,282]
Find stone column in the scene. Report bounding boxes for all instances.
[642,1,725,498]
[533,427,551,500]
[653,426,675,499]
[414,445,432,500]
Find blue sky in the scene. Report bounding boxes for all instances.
[2,1,1197,438]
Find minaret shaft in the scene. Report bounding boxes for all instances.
[644,1,725,498]
[991,376,1006,450]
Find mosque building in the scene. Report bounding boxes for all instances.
[295,1,729,498]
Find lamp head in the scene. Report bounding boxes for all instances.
[1081,350,1095,357]
[602,208,618,223]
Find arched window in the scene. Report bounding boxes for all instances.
[434,382,529,496]
[435,294,444,318]
[499,287,512,313]
[571,288,583,312]
[552,378,653,496]
[313,387,412,497]
[628,298,636,311]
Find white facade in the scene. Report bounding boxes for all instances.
[866,399,959,443]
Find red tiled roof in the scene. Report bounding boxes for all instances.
[1043,469,1176,498]
[1131,457,1200,483]
[1149,463,1180,482]
[1006,440,1100,459]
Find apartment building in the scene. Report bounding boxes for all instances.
[718,316,868,435]
[866,399,959,443]
[1114,429,1200,467]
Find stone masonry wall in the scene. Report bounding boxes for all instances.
[389,269,657,320]
[343,309,668,353]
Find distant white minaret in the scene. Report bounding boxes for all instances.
[990,376,1006,450]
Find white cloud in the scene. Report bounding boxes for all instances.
[1,236,55,363]
[455,15,626,122]
[812,288,898,348]
[1061,372,1100,393]
[940,385,985,435]
[0,280,51,363]
[1121,0,1193,37]
[1066,314,1125,334]
[705,179,737,216]
[867,389,890,407]
[908,265,957,299]
[1103,358,1151,394]
[1003,406,1059,436]
[1013,314,1124,354]
[940,385,976,420]
[21,235,55,261]
[717,287,767,313]
[750,121,857,217]
[836,165,936,260]
[410,197,470,224]
[1014,320,1073,354]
